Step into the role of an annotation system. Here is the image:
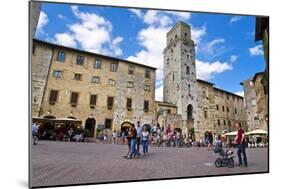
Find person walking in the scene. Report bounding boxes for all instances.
[175,131,181,147]
[141,126,150,155]
[127,124,137,159]
[124,129,132,158]
[112,130,116,144]
[121,130,125,144]
[221,131,227,148]
[234,122,248,167]
[136,121,142,156]
[32,122,39,145]
[207,131,213,151]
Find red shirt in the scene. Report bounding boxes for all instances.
[236,128,245,144]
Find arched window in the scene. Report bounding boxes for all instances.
[186,66,190,75]
[187,104,193,120]
[188,84,191,95]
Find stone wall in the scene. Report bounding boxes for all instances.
[253,74,268,131]
[31,43,53,117]
[241,79,259,131]
[33,41,156,136]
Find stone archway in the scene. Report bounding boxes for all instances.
[121,121,133,132]
[174,128,182,133]
[85,117,96,137]
[143,124,152,133]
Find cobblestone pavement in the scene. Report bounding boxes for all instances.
[31,141,268,187]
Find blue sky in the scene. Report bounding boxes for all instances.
[35,2,266,101]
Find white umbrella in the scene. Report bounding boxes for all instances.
[246,129,268,135]
[225,131,238,136]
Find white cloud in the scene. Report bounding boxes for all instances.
[111,37,123,56]
[191,25,207,45]
[230,55,238,62]
[168,11,191,20]
[235,91,244,97]
[155,83,164,101]
[143,10,173,27]
[207,38,225,49]
[127,26,170,81]
[37,11,49,33]
[129,9,191,28]
[249,45,264,56]
[58,14,67,20]
[198,38,227,59]
[196,59,233,80]
[52,6,123,57]
[54,33,77,47]
[229,16,242,24]
[129,9,143,18]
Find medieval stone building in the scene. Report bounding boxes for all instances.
[157,21,246,140]
[241,72,268,132]
[32,39,156,137]
[31,21,247,140]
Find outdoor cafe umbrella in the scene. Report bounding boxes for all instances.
[246,129,268,135]
[225,131,238,136]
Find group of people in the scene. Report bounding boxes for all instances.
[123,121,150,159]
[112,123,194,148]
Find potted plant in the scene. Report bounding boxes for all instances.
[83,129,92,142]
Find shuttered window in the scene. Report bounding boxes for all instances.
[127,98,132,111]
[76,55,84,65]
[145,69,151,78]
[144,100,149,112]
[105,119,112,129]
[57,51,65,62]
[128,65,134,74]
[110,63,118,72]
[107,97,114,110]
[70,92,79,106]
[90,95,97,107]
[49,90,58,105]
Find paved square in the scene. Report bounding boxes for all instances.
[31,141,268,187]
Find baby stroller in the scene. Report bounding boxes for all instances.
[213,141,234,168]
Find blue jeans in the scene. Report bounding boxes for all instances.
[142,140,148,154]
[129,139,137,158]
[136,137,141,155]
[237,143,248,166]
[176,138,180,147]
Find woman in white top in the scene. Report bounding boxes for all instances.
[141,126,150,155]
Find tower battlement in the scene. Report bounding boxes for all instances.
[166,21,192,45]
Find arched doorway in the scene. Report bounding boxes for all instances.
[85,117,96,137]
[174,128,182,133]
[143,124,152,133]
[156,113,164,129]
[187,104,193,120]
[121,122,133,132]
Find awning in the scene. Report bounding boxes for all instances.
[246,129,268,135]
[33,117,82,124]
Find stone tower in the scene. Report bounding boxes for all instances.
[163,21,198,136]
